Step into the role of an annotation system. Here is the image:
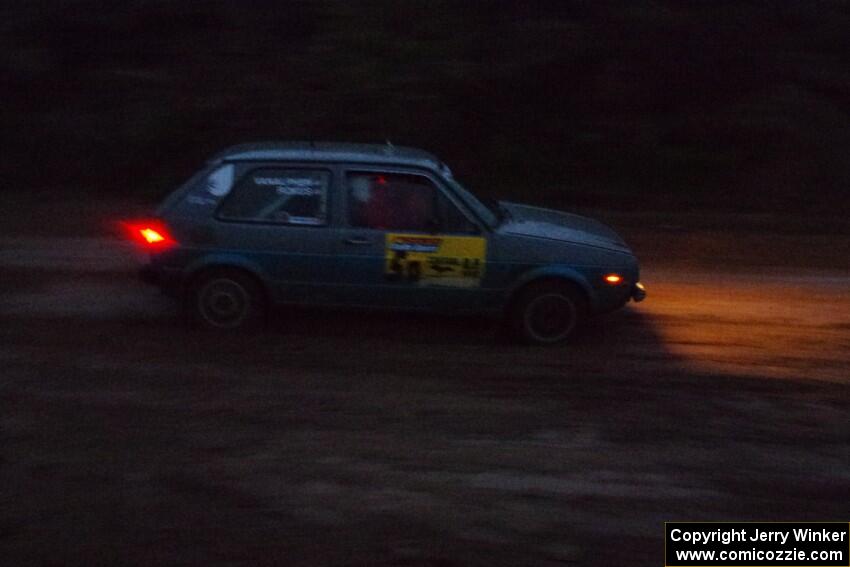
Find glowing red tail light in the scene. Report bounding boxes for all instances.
[120,219,177,250]
[139,227,167,244]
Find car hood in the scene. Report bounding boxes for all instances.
[497,202,631,252]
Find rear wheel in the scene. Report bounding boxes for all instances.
[509,281,587,345]
[188,270,265,331]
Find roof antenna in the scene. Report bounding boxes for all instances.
[385,139,395,153]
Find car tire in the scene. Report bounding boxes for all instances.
[187,269,266,332]
[509,280,587,345]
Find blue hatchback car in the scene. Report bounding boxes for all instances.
[130,142,645,343]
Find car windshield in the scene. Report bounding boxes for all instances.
[441,167,500,228]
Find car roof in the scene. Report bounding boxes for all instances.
[210,141,442,170]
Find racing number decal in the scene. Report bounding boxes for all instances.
[385,234,486,288]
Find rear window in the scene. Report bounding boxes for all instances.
[217,168,330,225]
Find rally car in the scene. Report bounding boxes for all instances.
[126,142,645,344]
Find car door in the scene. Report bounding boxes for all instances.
[332,166,489,311]
[214,162,339,304]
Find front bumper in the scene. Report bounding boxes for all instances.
[631,281,647,302]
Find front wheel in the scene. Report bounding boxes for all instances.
[509,281,587,345]
[187,270,265,331]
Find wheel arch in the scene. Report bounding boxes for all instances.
[504,267,594,315]
[182,254,272,307]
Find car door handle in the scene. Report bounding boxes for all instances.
[343,237,372,245]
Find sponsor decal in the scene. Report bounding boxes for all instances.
[385,233,486,287]
[253,176,324,196]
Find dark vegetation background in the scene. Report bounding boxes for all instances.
[3,0,850,214]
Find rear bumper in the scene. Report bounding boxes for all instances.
[138,265,183,297]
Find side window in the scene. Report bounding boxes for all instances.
[439,193,479,234]
[217,168,329,225]
[347,172,477,233]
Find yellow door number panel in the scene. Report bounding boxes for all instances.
[385,233,486,287]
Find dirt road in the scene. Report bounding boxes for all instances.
[1,236,848,566]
